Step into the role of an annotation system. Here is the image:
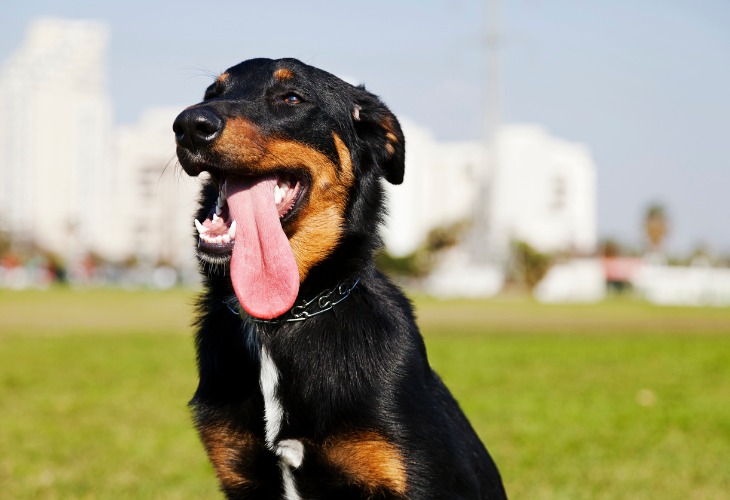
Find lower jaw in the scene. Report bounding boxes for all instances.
[196,247,232,266]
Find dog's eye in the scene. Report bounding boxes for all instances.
[283,93,303,105]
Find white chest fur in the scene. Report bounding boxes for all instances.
[259,346,284,448]
[258,346,304,499]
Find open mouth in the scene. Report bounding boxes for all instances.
[194,172,305,261]
[192,170,304,320]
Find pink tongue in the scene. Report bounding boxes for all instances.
[226,176,299,319]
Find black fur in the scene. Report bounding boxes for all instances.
[174,57,506,499]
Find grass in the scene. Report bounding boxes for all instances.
[0,288,214,498]
[1,288,729,498]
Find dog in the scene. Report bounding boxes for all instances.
[173,57,507,499]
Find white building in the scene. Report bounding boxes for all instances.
[634,264,730,307]
[112,107,201,272]
[0,18,597,291]
[0,20,200,279]
[382,119,481,257]
[0,19,113,260]
[384,122,597,259]
[489,125,596,256]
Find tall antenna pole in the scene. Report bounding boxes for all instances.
[469,0,501,265]
[484,0,501,143]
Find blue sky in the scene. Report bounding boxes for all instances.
[2,0,729,254]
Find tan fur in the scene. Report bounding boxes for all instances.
[198,423,257,489]
[274,68,295,80]
[217,72,230,83]
[214,118,267,165]
[282,133,353,281]
[323,430,408,495]
[385,132,399,143]
[382,117,401,158]
[213,119,355,280]
[381,116,399,138]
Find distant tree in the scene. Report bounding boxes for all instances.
[43,251,68,284]
[600,238,622,258]
[0,229,10,256]
[122,254,140,269]
[510,240,552,290]
[688,244,712,267]
[424,219,470,253]
[644,203,668,251]
[375,250,427,278]
[376,219,471,279]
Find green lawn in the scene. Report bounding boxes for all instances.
[1,288,729,499]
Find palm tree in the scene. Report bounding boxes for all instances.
[644,203,668,261]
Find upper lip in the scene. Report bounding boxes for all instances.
[176,148,221,178]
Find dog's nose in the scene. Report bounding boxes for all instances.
[173,107,224,150]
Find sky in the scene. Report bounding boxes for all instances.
[2,0,729,255]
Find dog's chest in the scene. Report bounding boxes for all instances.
[259,345,287,447]
[197,326,408,498]
[258,345,304,498]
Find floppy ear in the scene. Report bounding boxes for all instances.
[351,87,405,185]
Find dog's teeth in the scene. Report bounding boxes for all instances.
[222,234,231,244]
[228,220,237,240]
[274,186,283,204]
[281,180,292,191]
[195,219,209,234]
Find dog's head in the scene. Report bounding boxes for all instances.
[174,58,405,319]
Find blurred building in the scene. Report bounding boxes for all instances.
[0,19,113,261]
[384,121,597,258]
[0,18,597,290]
[0,19,200,282]
[383,119,484,256]
[490,125,597,255]
[112,107,201,273]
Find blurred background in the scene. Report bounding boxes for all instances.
[1,1,729,498]
[1,0,729,302]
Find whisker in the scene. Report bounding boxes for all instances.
[181,66,221,83]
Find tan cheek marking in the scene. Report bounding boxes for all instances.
[385,132,399,143]
[217,72,230,83]
[268,133,354,281]
[213,118,267,165]
[214,124,355,281]
[198,423,256,489]
[323,431,407,495]
[274,68,294,80]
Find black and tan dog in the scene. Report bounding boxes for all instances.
[173,57,506,499]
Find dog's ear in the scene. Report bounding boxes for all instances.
[351,87,405,185]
